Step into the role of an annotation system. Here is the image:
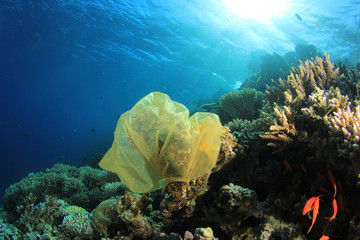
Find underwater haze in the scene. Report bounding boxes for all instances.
[0,0,359,196]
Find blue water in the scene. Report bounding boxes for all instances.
[0,0,359,196]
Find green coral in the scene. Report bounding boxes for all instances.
[226,118,266,149]
[3,164,123,222]
[220,88,263,121]
[64,205,87,215]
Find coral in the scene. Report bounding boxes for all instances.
[64,205,87,215]
[256,215,304,240]
[91,192,155,239]
[15,194,65,234]
[213,126,240,172]
[260,52,342,153]
[90,199,117,236]
[0,218,21,240]
[214,183,257,237]
[328,105,360,170]
[3,164,121,222]
[160,175,209,224]
[219,88,263,121]
[194,227,218,240]
[226,118,267,149]
[60,212,93,239]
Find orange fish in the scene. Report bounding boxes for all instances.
[338,193,344,215]
[303,196,320,234]
[316,172,327,183]
[326,198,338,221]
[302,196,317,215]
[301,164,308,176]
[328,170,337,198]
[283,160,293,173]
[319,235,329,240]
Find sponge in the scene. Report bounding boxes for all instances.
[99,92,222,193]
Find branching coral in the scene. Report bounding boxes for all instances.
[3,164,121,222]
[261,53,343,154]
[328,105,360,165]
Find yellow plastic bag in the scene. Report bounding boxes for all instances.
[99,92,222,193]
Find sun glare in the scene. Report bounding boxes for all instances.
[222,0,289,22]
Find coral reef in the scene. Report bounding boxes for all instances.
[3,164,124,222]
[1,53,359,239]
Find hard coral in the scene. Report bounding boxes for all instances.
[260,52,344,155]
[220,88,263,121]
[215,183,257,237]
[91,192,155,239]
[3,164,122,222]
[60,212,93,239]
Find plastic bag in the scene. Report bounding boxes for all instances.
[99,92,222,193]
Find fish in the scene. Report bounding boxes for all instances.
[316,172,327,183]
[302,196,320,234]
[24,131,33,137]
[319,236,329,240]
[295,13,303,21]
[327,170,337,198]
[338,193,344,215]
[301,164,308,176]
[283,160,293,173]
[303,196,317,215]
[308,196,320,233]
[326,198,338,221]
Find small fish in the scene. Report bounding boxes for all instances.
[316,172,327,183]
[338,193,344,215]
[328,170,337,198]
[24,131,33,137]
[301,164,308,176]
[319,236,329,240]
[326,198,338,221]
[302,196,317,215]
[90,129,96,132]
[295,13,302,21]
[283,160,293,173]
[303,196,320,234]
[309,196,320,233]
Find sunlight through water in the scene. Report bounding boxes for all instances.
[222,0,290,22]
